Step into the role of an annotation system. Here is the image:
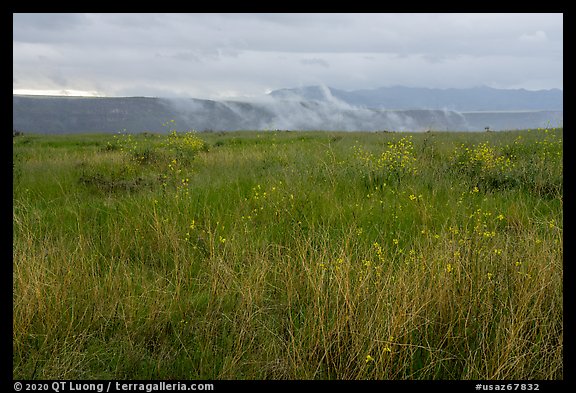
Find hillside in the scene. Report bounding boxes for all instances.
[269,85,564,111]
[13,91,563,134]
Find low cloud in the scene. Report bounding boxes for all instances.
[300,58,330,68]
[519,30,548,43]
[160,86,471,132]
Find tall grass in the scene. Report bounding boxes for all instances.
[13,128,562,379]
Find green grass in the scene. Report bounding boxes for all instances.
[13,128,562,379]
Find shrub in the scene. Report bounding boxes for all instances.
[354,135,418,189]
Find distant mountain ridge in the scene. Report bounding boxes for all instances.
[13,86,563,134]
[269,85,563,111]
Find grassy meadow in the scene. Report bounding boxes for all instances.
[13,125,563,380]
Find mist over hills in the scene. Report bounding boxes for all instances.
[13,86,563,134]
[270,85,563,111]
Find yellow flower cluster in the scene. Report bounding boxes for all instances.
[468,208,503,239]
[354,136,418,187]
[163,130,207,155]
[241,182,290,226]
[376,136,418,175]
[457,141,515,173]
[534,128,562,163]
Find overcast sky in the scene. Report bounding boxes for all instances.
[13,13,563,99]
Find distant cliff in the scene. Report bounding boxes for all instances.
[13,94,563,134]
[269,85,563,111]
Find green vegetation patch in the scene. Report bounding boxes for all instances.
[13,127,563,380]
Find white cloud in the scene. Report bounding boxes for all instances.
[13,13,563,99]
[519,30,548,43]
[300,58,330,68]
